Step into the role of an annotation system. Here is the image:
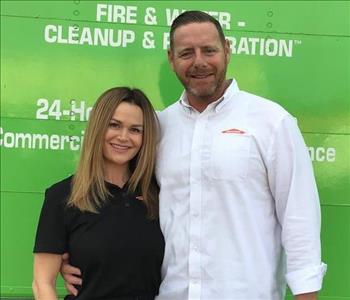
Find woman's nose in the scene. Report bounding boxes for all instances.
[117,128,129,140]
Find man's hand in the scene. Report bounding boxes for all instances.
[60,253,82,296]
[295,292,317,300]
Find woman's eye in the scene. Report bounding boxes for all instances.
[109,122,120,129]
[130,127,142,134]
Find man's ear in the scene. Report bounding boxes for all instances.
[224,39,231,64]
[168,49,175,71]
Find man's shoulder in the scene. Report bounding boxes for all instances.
[240,90,291,119]
[159,101,180,113]
[157,101,180,122]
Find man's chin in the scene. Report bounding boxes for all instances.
[188,86,216,100]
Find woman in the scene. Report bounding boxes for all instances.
[32,87,164,300]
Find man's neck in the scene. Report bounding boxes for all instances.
[187,80,231,113]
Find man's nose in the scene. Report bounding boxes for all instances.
[193,51,207,67]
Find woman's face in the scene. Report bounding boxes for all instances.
[103,102,143,171]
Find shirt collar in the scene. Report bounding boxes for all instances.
[178,78,240,113]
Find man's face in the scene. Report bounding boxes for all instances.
[168,22,230,105]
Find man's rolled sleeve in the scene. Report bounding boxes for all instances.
[286,263,327,295]
[268,115,327,294]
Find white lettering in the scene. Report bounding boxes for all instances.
[70,136,80,151]
[44,25,57,43]
[0,128,84,151]
[4,131,15,147]
[327,147,336,162]
[228,36,294,57]
[68,26,79,44]
[165,9,231,29]
[308,146,337,162]
[206,11,231,29]
[165,8,185,26]
[122,30,135,47]
[61,135,70,150]
[94,28,109,46]
[80,27,93,45]
[163,32,170,50]
[96,4,137,23]
[44,25,135,48]
[50,135,60,150]
[237,37,249,55]
[218,12,231,30]
[249,37,259,55]
[96,4,108,21]
[279,39,293,57]
[32,134,49,149]
[57,25,68,44]
[265,39,278,56]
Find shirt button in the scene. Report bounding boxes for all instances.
[125,202,130,207]
[192,212,199,218]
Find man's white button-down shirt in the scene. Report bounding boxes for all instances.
[155,79,326,300]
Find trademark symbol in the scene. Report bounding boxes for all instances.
[294,40,302,45]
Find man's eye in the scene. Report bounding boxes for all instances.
[179,52,192,58]
[205,48,216,54]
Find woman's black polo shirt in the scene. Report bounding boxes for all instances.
[34,176,165,299]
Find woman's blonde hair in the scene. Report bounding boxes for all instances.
[68,87,159,219]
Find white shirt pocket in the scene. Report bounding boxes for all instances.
[210,133,251,180]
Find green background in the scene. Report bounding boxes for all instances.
[1,1,349,299]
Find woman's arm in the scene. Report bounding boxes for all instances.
[32,253,62,300]
[295,292,317,300]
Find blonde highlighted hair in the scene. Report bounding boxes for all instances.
[68,87,159,219]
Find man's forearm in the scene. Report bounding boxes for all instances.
[295,292,317,300]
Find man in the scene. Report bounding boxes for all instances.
[63,11,326,300]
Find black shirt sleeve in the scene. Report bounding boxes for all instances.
[33,178,71,254]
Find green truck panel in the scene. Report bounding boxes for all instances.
[1,1,349,298]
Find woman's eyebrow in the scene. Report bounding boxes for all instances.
[110,118,143,127]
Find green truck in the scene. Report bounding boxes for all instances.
[1,1,349,299]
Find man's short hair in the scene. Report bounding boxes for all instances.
[169,10,226,50]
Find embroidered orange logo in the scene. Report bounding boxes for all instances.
[221,128,245,134]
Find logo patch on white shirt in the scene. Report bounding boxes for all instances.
[221,128,246,134]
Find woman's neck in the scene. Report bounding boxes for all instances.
[104,164,130,188]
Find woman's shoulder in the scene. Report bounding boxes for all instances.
[45,175,74,202]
